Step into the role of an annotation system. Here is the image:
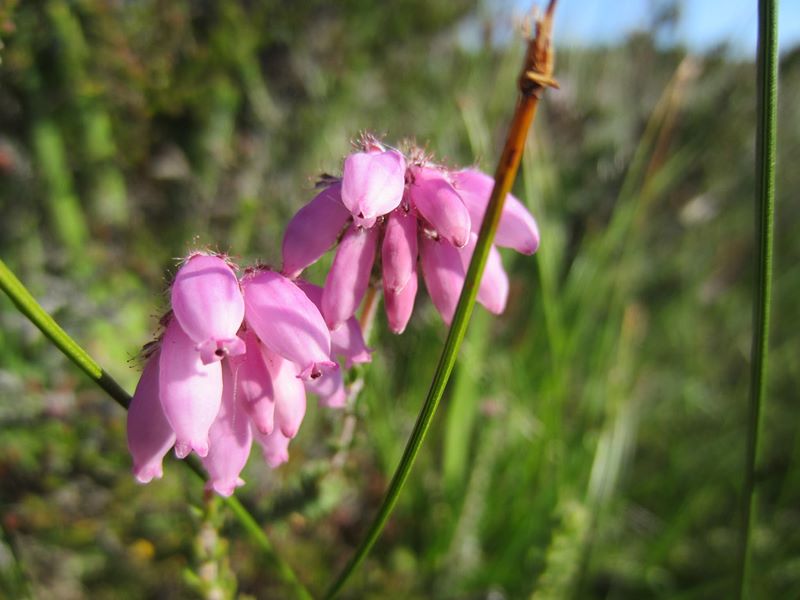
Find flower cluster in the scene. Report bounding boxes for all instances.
[126,254,371,496]
[127,133,539,496]
[281,135,540,333]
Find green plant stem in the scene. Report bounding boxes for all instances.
[0,258,313,600]
[323,4,559,598]
[737,1,778,598]
[0,259,130,409]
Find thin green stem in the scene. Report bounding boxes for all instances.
[324,4,559,597]
[0,258,313,600]
[737,1,778,598]
[0,259,131,409]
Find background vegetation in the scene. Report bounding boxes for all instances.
[0,1,798,598]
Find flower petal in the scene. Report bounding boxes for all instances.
[321,224,378,330]
[159,319,223,458]
[409,166,471,248]
[254,428,291,468]
[201,363,253,497]
[242,269,336,380]
[171,253,245,364]
[382,208,418,293]
[341,149,406,220]
[261,345,307,439]
[384,267,418,334]
[305,368,346,408]
[296,280,372,367]
[127,350,176,483]
[420,236,465,325]
[331,318,372,367]
[452,169,540,255]
[281,183,350,278]
[230,330,275,435]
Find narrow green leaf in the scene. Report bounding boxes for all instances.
[737,1,778,597]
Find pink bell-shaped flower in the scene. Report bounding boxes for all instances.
[331,318,372,368]
[159,319,223,458]
[341,148,406,221]
[321,224,379,330]
[254,428,292,468]
[409,166,471,249]
[305,368,347,408]
[170,253,246,365]
[201,364,253,497]
[242,269,336,380]
[230,330,275,435]
[384,266,418,334]
[419,236,466,325]
[261,345,307,439]
[127,350,176,483]
[382,207,418,293]
[451,169,540,255]
[281,182,351,278]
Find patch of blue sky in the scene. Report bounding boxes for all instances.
[479,1,799,55]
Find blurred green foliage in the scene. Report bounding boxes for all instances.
[0,1,798,598]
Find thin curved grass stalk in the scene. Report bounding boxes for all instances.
[737,0,778,597]
[323,2,560,598]
[0,258,313,600]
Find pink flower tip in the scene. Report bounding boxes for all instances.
[345,348,372,368]
[319,392,347,409]
[133,464,164,484]
[174,439,208,459]
[254,421,273,436]
[197,336,246,365]
[297,360,338,381]
[207,478,246,497]
[264,449,289,468]
[280,423,300,439]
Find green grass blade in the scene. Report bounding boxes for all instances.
[737,0,778,597]
[0,258,313,600]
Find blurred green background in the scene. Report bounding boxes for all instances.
[0,1,798,598]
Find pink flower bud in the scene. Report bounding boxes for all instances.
[384,267,418,334]
[321,224,378,330]
[341,149,406,220]
[281,183,351,278]
[230,330,275,435]
[420,236,466,325]
[242,269,336,381]
[254,428,291,468]
[159,319,223,458]
[452,169,540,255]
[261,345,307,439]
[305,368,346,408]
[127,350,176,483]
[409,166,471,248]
[201,364,253,497]
[459,234,509,315]
[170,253,245,365]
[382,208,418,293]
